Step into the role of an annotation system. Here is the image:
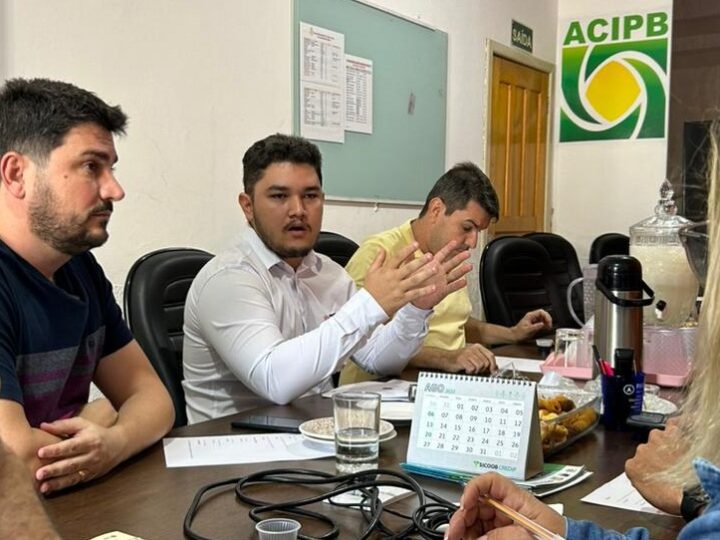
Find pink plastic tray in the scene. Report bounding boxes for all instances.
[540,352,593,380]
[540,352,690,387]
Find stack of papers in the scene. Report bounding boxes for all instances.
[400,462,591,499]
[322,379,414,401]
[516,463,593,498]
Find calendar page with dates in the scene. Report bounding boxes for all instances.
[406,372,543,480]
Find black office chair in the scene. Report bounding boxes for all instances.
[480,236,578,330]
[525,232,584,322]
[123,248,213,427]
[589,233,629,264]
[314,231,359,267]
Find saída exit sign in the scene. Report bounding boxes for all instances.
[511,20,533,53]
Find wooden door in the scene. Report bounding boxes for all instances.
[489,55,549,236]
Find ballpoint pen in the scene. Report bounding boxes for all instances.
[481,495,566,540]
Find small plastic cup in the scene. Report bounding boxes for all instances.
[255,518,301,540]
[536,338,553,358]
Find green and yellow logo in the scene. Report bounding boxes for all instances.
[560,11,670,142]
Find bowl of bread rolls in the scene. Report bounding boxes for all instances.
[538,389,599,456]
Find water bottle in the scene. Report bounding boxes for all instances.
[593,255,654,375]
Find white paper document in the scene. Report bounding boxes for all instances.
[163,433,334,468]
[327,485,412,506]
[581,473,670,515]
[301,81,345,143]
[345,54,373,134]
[495,356,543,374]
[322,379,413,401]
[299,22,345,143]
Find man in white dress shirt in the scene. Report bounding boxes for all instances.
[182,134,472,423]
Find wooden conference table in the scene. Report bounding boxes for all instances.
[45,346,685,539]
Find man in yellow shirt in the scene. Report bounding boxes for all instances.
[340,162,552,384]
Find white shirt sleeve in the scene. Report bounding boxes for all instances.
[193,268,430,405]
[350,302,431,375]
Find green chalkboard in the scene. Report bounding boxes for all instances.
[293,0,448,203]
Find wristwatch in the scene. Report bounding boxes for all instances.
[681,485,710,522]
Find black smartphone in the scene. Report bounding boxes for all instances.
[626,411,668,430]
[231,415,303,433]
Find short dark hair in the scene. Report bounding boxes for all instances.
[419,162,499,220]
[242,134,322,195]
[0,78,127,163]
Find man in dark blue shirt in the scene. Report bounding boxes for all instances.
[0,78,174,494]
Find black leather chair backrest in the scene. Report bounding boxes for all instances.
[589,233,630,264]
[480,236,578,330]
[525,232,584,322]
[123,248,213,427]
[314,231,359,267]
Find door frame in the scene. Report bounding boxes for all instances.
[483,40,556,235]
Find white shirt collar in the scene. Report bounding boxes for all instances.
[242,226,321,274]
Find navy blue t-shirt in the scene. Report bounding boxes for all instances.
[0,241,133,426]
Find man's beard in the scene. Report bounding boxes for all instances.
[29,177,112,256]
[251,216,314,260]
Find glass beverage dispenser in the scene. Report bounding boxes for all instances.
[629,180,699,327]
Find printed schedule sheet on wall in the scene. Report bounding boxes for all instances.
[406,372,543,480]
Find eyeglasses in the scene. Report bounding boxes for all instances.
[679,221,709,287]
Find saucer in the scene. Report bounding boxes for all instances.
[302,429,398,446]
[299,417,394,441]
[643,394,678,415]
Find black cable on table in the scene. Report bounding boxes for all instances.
[183,468,459,539]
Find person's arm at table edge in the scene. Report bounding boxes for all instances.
[26,342,173,494]
[0,441,61,539]
[0,397,124,475]
[464,310,552,346]
[0,400,64,473]
[90,340,175,465]
[401,344,496,374]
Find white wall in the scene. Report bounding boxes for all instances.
[552,0,673,264]
[4,0,294,298]
[3,0,558,317]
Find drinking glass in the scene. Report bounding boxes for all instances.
[554,328,590,368]
[332,391,380,473]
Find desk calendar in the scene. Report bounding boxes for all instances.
[406,372,543,480]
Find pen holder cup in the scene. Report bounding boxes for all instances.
[601,372,645,430]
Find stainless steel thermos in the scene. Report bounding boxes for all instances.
[593,255,654,374]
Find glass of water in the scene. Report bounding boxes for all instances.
[332,391,380,473]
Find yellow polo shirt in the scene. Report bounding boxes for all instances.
[339,220,471,384]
